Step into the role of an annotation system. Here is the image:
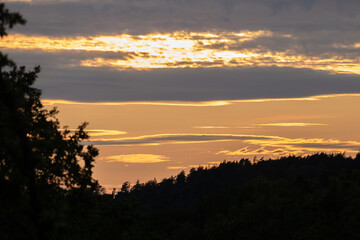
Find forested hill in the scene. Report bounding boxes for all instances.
[103,153,360,240]
[117,153,360,210]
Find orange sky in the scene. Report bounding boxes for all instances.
[45,94,360,190]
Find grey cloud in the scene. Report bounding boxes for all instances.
[3,0,360,102]
[5,0,360,59]
[38,67,360,102]
[6,0,360,36]
[5,50,360,102]
[295,143,360,151]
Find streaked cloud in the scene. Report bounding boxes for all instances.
[254,122,327,127]
[85,129,127,137]
[43,99,230,107]
[193,126,260,129]
[43,93,360,108]
[4,0,31,2]
[218,146,303,157]
[167,166,188,170]
[61,128,127,137]
[90,133,276,146]
[103,154,170,163]
[193,123,326,129]
[91,133,360,154]
[240,138,360,155]
[193,126,230,129]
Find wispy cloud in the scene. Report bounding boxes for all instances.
[193,126,230,129]
[43,99,230,107]
[43,93,360,108]
[60,128,127,137]
[167,166,188,170]
[90,133,277,146]
[218,146,303,157]
[218,138,360,157]
[253,122,328,127]
[244,138,360,152]
[103,154,170,163]
[91,133,360,155]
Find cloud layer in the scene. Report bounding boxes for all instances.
[89,133,360,154]
[3,0,360,102]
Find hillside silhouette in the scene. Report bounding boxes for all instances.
[105,153,360,240]
[118,153,360,209]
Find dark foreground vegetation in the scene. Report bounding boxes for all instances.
[2,3,360,240]
[113,153,360,240]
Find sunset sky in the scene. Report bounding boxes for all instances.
[3,0,360,190]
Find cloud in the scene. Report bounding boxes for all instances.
[193,126,230,129]
[254,122,328,127]
[5,34,359,103]
[90,133,360,155]
[60,128,127,137]
[43,99,230,107]
[218,146,303,157]
[42,93,360,108]
[6,0,360,36]
[167,166,188,170]
[2,32,359,74]
[3,0,32,2]
[103,154,170,163]
[193,126,260,129]
[29,65,360,102]
[90,133,276,146]
[4,0,360,102]
[243,137,360,154]
[193,123,328,129]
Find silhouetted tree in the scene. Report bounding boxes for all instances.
[0,4,100,240]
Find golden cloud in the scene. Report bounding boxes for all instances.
[42,93,360,108]
[218,146,303,157]
[60,128,127,137]
[193,126,230,129]
[103,154,170,163]
[90,132,360,156]
[254,122,328,127]
[167,166,188,170]
[2,31,359,74]
[43,99,230,107]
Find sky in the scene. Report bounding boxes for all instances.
[2,0,360,190]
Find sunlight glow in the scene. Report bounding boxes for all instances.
[2,31,359,74]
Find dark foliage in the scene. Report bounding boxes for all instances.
[0,4,100,240]
[115,153,360,240]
